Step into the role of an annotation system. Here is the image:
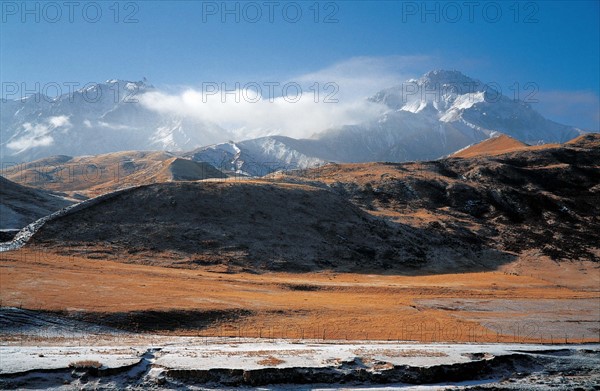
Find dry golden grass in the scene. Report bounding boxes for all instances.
[1,248,598,343]
[450,133,600,159]
[451,135,529,158]
[1,151,172,197]
[0,151,225,198]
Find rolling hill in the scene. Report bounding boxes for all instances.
[27,180,487,273]
[280,133,600,263]
[13,134,599,274]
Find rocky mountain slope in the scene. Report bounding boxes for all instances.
[282,133,600,263]
[185,71,585,171]
[299,70,583,163]
[184,137,325,176]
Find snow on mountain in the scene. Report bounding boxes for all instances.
[281,70,585,164]
[369,70,583,145]
[1,71,586,173]
[1,80,231,162]
[185,136,324,176]
[184,70,585,170]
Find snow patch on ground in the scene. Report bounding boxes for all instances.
[1,337,598,389]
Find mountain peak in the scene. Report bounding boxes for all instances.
[423,69,467,78]
[419,70,479,87]
[66,79,155,102]
[101,78,154,90]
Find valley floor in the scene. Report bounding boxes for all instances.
[0,249,599,389]
[0,248,598,343]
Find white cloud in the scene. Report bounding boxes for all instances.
[139,56,432,140]
[48,115,71,128]
[7,133,54,150]
[141,88,385,140]
[7,115,71,151]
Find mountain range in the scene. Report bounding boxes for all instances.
[1,70,586,175]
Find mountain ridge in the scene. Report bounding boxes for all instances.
[1,71,586,173]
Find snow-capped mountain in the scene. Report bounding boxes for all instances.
[1,79,230,162]
[303,70,584,162]
[1,71,586,172]
[187,70,585,170]
[185,136,325,176]
[371,70,583,144]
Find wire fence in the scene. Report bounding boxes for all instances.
[4,320,598,347]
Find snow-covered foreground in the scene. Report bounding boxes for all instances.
[1,337,598,390]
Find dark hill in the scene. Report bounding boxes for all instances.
[27,180,512,273]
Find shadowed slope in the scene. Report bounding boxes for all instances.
[0,176,73,230]
[26,180,513,273]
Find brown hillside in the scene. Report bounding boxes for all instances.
[84,157,227,195]
[2,152,227,198]
[451,134,529,158]
[566,132,600,148]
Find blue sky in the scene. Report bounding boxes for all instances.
[1,0,599,130]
